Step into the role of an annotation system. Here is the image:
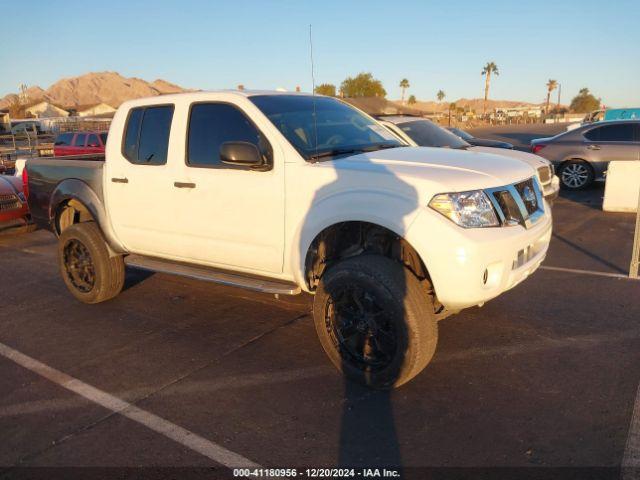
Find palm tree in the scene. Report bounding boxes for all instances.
[437,90,446,102]
[399,78,410,104]
[545,79,558,114]
[481,62,499,117]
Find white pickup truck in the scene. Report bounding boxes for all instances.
[26,91,552,388]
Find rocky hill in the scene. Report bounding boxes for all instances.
[0,72,188,109]
[0,71,558,115]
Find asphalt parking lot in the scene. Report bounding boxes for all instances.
[1,127,639,478]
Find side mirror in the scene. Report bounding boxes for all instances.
[220,142,264,168]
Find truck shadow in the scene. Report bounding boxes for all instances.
[123,267,155,291]
[300,150,420,470]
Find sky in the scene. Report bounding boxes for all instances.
[1,0,639,107]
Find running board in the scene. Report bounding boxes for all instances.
[124,255,301,295]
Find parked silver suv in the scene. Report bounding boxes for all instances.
[531,120,640,189]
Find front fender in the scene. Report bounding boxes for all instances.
[50,179,126,253]
[288,189,421,291]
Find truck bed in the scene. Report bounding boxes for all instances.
[26,155,105,231]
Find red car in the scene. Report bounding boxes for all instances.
[53,131,107,157]
[0,174,31,233]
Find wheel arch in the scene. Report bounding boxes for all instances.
[50,179,126,253]
[300,220,440,311]
[558,157,593,170]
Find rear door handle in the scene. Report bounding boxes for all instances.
[174,182,196,189]
[587,144,601,150]
[111,177,128,183]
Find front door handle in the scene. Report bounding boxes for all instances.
[587,144,601,150]
[111,177,128,183]
[174,182,196,189]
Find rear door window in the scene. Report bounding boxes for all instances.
[584,123,634,142]
[54,133,74,146]
[122,105,174,165]
[74,133,87,147]
[87,134,100,147]
[123,108,144,161]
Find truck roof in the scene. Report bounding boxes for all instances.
[119,90,318,109]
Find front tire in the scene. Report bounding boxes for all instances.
[313,255,438,389]
[559,160,594,190]
[58,223,125,304]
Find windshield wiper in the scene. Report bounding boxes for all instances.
[309,143,401,161]
[309,148,366,161]
[370,143,402,151]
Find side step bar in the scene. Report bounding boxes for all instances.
[124,255,301,295]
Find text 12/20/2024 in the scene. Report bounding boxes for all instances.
[233,468,400,478]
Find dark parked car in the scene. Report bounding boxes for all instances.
[530,120,640,189]
[53,131,107,157]
[447,127,514,149]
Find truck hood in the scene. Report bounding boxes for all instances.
[322,146,535,192]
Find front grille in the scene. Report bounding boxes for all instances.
[537,165,551,184]
[0,194,21,212]
[514,178,540,216]
[486,176,544,229]
[491,190,523,226]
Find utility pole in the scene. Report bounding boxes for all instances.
[630,183,640,278]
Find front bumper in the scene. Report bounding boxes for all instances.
[0,201,32,234]
[406,206,552,311]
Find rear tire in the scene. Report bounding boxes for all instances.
[559,160,594,190]
[58,223,124,304]
[312,255,438,389]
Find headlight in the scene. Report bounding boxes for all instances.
[429,190,499,228]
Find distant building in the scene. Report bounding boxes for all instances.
[0,109,10,132]
[24,101,69,118]
[492,105,543,120]
[73,103,116,117]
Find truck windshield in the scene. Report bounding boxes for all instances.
[397,120,470,149]
[250,95,403,160]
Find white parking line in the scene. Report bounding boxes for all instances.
[623,383,640,479]
[0,366,331,418]
[540,265,639,281]
[0,341,260,469]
